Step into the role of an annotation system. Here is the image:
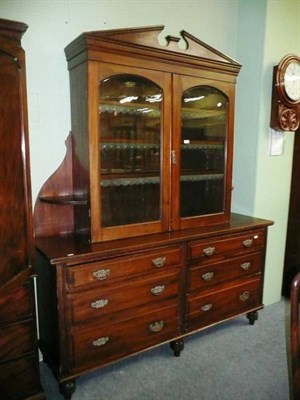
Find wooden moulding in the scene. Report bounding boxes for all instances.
[34,132,85,237]
[64,25,242,77]
[0,18,28,40]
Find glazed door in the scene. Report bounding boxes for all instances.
[90,63,172,241]
[172,75,234,230]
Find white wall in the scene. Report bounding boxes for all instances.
[254,1,299,304]
[1,0,299,305]
[0,0,237,199]
[233,0,300,304]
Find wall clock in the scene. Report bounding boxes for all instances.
[270,54,300,132]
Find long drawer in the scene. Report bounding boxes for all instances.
[188,252,262,292]
[66,245,183,292]
[0,353,41,399]
[68,270,180,325]
[188,230,265,263]
[187,277,261,331]
[0,319,35,362]
[70,304,179,372]
[0,282,32,323]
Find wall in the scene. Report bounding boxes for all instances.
[0,0,299,305]
[0,0,237,199]
[254,1,299,304]
[233,0,300,304]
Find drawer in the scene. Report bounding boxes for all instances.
[0,353,41,399]
[0,281,33,323]
[68,270,180,325]
[187,277,261,331]
[188,229,265,263]
[70,304,179,372]
[67,246,182,291]
[0,319,35,362]
[189,252,262,292]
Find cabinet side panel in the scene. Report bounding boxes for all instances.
[69,62,91,236]
[36,251,60,369]
[0,47,29,284]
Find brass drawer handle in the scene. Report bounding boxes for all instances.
[92,269,110,280]
[92,337,109,347]
[203,246,215,256]
[152,257,166,268]
[201,303,213,312]
[240,262,251,271]
[202,272,214,281]
[239,291,250,302]
[91,299,109,309]
[243,239,253,248]
[151,285,166,296]
[149,320,164,333]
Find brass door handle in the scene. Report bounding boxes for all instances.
[149,320,164,333]
[92,337,109,347]
[151,285,166,295]
[92,269,110,280]
[239,291,250,302]
[240,262,251,271]
[201,272,214,281]
[91,299,109,309]
[152,257,166,268]
[203,246,215,256]
[201,303,213,312]
[242,239,253,248]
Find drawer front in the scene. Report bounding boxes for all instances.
[67,246,182,291]
[187,277,261,331]
[68,270,180,325]
[70,305,179,372]
[0,353,41,399]
[189,252,262,292]
[0,281,32,323]
[0,319,35,362]
[188,229,265,262]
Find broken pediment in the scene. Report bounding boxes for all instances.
[65,25,241,75]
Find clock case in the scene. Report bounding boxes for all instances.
[270,54,300,132]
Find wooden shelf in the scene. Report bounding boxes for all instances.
[39,195,88,206]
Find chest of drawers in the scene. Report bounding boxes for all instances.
[35,214,272,399]
[186,229,266,330]
[66,246,183,374]
[0,278,45,399]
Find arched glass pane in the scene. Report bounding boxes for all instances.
[99,75,162,227]
[180,85,228,218]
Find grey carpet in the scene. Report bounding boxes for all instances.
[40,299,290,399]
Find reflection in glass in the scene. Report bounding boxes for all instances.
[99,75,162,227]
[180,85,228,218]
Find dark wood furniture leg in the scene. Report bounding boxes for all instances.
[170,339,184,357]
[247,311,258,325]
[59,380,76,400]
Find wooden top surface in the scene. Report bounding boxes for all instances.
[35,213,273,265]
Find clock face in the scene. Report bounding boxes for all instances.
[283,60,300,101]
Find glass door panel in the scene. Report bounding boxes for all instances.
[99,74,162,227]
[180,85,228,218]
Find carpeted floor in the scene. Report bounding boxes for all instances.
[40,299,291,400]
